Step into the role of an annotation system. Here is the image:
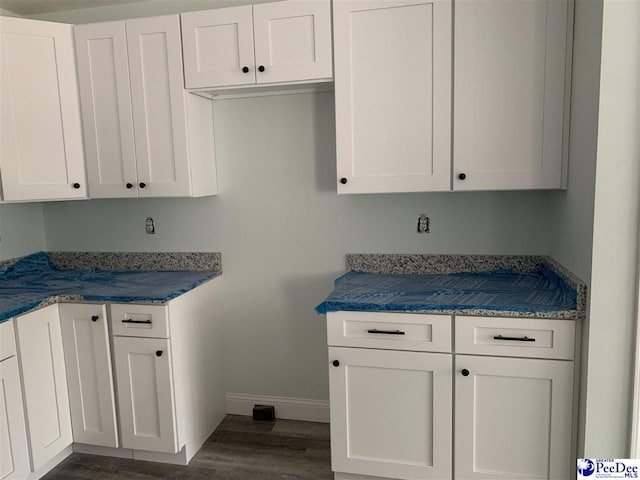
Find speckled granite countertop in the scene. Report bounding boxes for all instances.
[0,251,222,323]
[316,254,586,320]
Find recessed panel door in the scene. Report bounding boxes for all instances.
[329,346,452,479]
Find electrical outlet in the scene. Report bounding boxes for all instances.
[145,217,155,235]
[417,214,430,234]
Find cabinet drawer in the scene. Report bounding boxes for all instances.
[110,304,169,338]
[327,312,452,353]
[0,320,16,361]
[455,316,575,360]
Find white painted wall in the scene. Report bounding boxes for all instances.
[581,0,640,456]
[42,92,552,399]
[547,0,603,456]
[0,203,47,260]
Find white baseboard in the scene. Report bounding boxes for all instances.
[226,393,329,423]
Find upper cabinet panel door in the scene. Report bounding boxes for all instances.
[75,21,138,198]
[181,6,256,89]
[453,0,570,190]
[333,0,452,194]
[0,17,86,201]
[126,15,191,197]
[253,0,332,84]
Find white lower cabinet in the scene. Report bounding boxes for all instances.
[59,304,118,448]
[454,355,573,479]
[329,347,452,480]
[0,321,30,480]
[113,336,178,453]
[327,312,576,480]
[15,305,73,472]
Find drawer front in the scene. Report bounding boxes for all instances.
[110,304,169,338]
[0,320,16,361]
[327,312,452,353]
[455,316,575,360]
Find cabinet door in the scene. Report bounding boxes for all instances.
[453,0,570,190]
[181,6,256,89]
[0,357,30,480]
[126,15,191,197]
[59,304,118,448]
[455,355,573,479]
[329,347,452,479]
[75,21,138,198]
[0,17,86,201]
[253,0,332,84]
[113,336,178,453]
[333,0,451,194]
[15,305,72,471]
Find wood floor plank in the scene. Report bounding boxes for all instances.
[42,415,333,480]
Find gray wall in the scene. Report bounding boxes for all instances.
[546,0,602,456]
[581,0,640,456]
[42,92,552,399]
[0,203,47,260]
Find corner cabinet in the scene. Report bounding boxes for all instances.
[0,17,87,202]
[453,0,572,190]
[333,0,452,194]
[181,0,332,90]
[74,15,217,199]
[326,312,577,480]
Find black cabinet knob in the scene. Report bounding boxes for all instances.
[242,66,250,73]
[332,360,340,367]
[458,173,467,180]
[156,350,163,357]
[72,183,81,189]
[126,183,133,189]
[258,65,265,72]
[340,178,348,185]
[139,182,146,189]
[461,368,470,377]
[91,315,99,322]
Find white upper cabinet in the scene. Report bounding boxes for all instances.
[333,0,452,194]
[181,0,332,90]
[75,15,217,199]
[0,17,87,202]
[453,0,571,190]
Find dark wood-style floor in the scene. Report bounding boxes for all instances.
[43,415,333,480]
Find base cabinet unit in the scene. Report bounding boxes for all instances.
[74,15,217,199]
[113,336,178,453]
[326,312,577,480]
[59,304,118,448]
[181,0,332,90]
[329,347,452,480]
[0,17,86,202]
[14,305,73,472]
[0,321,30,480]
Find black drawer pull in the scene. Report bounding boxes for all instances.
[493,335,535,342]
[367,329,405,335]
[122,319,152,324]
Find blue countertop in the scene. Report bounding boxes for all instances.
[0,253,219,323]
[315,266,578,317]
